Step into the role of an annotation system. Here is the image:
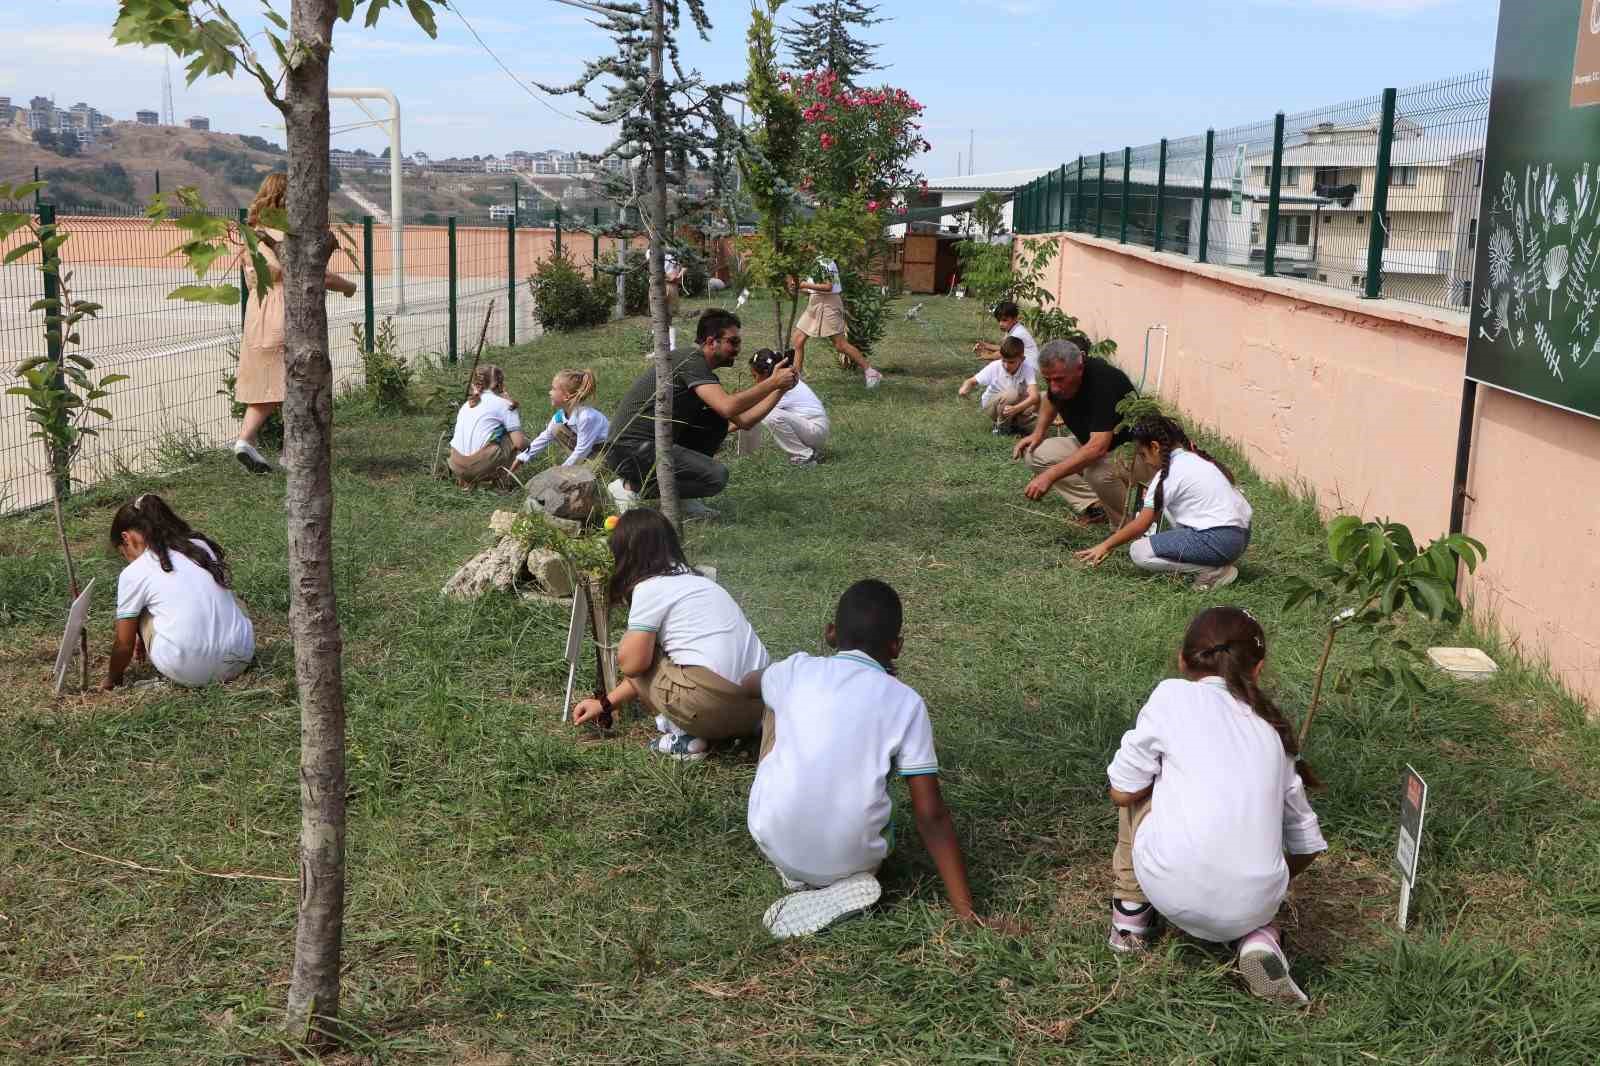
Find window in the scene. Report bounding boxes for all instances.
[1268,166,1300,188]
[1468,218,1478,250]
[1474,159,1483,188]
[1390,166,1418,187]
[1314,166,1343,188]
[1281,215,1312,245]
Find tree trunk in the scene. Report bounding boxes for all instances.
[647,0,679,528]
[282,0,348,1046]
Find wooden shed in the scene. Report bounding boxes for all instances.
[894,232,963,295]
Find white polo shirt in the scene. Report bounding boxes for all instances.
[1142,448,1253,530]
[450,390,522,455]
[974,357,1036,406]
[116,540,255,687]
[748,651,940,885]
[1006,322,1040,364]
[774,380,827,422]
[1106,676,1326,943]
[626,571,769,682]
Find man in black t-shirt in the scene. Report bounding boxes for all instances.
[1011,339,1152,526]
[609,308,796,516]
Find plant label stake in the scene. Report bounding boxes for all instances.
[560,581,590,722]
[53,578,95,696]
[1394,765,1428,930]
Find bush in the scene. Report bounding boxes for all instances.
[529,250,613,332]
[239,134,284,154]
[42,164,135,205]
[350,317,413,412]
[844,279,890,357]
[595,249,650,315]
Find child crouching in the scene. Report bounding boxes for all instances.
[1106,606,1325,1005]
[742,579,978,937]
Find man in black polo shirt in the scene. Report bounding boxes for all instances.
[1012,338,1151,526]
[608,309,796,517]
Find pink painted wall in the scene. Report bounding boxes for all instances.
[1027,232,1600,708]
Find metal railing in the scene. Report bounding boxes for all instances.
[1014,69,1491,313]
[0,204,630,515]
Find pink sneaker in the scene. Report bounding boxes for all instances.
[1236,925,1308,1006]
[863,367,883,389]
[1108,898,1154,954]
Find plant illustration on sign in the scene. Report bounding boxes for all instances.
[1477,162,1600,382]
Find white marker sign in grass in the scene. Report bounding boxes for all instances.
[52,578,95,696]
[1394,765,1429,930]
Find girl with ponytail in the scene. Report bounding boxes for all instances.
[1104,606,1326,1006]
[448,364,528,487]
[514,368,610,470]
[105,494,255,688]
[1074,415,1253,591]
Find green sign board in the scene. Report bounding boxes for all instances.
[1466,0,1600,420]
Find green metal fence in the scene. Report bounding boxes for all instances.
[0,202,627,515]
[1014,69,1491,313]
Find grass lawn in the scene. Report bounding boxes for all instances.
[5,296,1600,1064]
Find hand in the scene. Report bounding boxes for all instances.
[974,914,1030,936]
[572,698,605,726]
[134,632,148,663]
[971,342,982,354]
[1012,436,1038,461]
[1023,472,1055,501]
[957,385,972,398]
[771,364,799,390]
[1075,543,1112,567]
[999,403,1017,418]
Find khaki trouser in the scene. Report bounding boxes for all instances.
[448,436,516,484]
[1025,435,1153,525]
[981,386,1038,433]
[1112,794,1155,903]
[633,655,764,740]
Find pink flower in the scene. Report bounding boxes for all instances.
[867,200,879,211]
[819,132,835,150]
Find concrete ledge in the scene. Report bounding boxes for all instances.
[1033,231,1471,341]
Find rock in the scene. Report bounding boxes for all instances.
[442,537,526,601]
[488,509,520,535]
[524,466,601,523]
[526,548,575,598]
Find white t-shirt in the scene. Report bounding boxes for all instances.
[518,405,610,466]
[116,540,255,687]
[1141,448,1253,530]
[1006,322,1040,365]
[774,380,827,422]
[1106,676,1326,942]
[450,390,522,454]
[626,571,770,682]
[809,257,842,295]
[749,651,940,884]
[974,357,1037,406]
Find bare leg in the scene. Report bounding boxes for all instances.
[789,329,809,379]
[238,402,281,446]
[831,333,870,372]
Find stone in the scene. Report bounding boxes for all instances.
[442,537,526,601]
[523,466,601,523]
[488,509,520,535]
[1426,646,1498,681]
[526,548,575,598]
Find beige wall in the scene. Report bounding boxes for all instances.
[1026,231,1600,708]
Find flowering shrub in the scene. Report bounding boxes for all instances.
[785,69,928,205]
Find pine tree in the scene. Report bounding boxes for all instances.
[540,0,739,528]
[780,0,885,86]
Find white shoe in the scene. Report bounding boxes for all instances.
[607,478,639,513]
[864,367,883,389]
[1195,564,1239,591]
[1237,928,1309,1006]
[763,872,882,939]
[232,439,273,474]
[681,498,720,521]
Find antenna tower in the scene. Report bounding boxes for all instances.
[162,60,175,125]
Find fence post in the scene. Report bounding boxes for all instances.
[1365,87,1399,299]
[592,206,601,279]
[1154,138,1169,253]
[554,206,563,258]
[447,216,458,364]
[237,208,249,333]
[361,215,375,353]
[1263,111,1286,278]
[154,169,160,197]
[34,166,41,207]
[38,204,69,498]
[1057,164,1068,231]
[1096,152,1106,238]
[1119,148,1131,244]
[1074,156,1084,231]
[1198,130,1215,263]
[507,213,517,346]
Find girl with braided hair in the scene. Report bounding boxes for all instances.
[448,364,528,488]
[1104,606,1326,1006]
[1074,415,1252,591]
[105,494,255,689]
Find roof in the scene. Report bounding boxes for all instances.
[924,167,1055,192]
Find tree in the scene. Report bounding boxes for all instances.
[111,0,442,1047]
[32,128,58,152]
[780,0,884,86]
[57,130,82,158]
[539,0,739,528]
[741,0,807,349]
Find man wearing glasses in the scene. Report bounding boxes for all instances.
[609,309,798,519]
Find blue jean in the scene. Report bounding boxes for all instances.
[1130,524,1251,574]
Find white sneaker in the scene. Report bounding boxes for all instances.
[1194,564,1239,591]
[607,478,639,513]
[681,498,720,521]
[762,871,882,939]
[863,367,883,389]
[232,439,273,474]
[1237,927,1309,1006]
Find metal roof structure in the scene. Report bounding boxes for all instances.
[923,167,1056,192]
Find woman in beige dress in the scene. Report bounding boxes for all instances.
[233,173,358,473]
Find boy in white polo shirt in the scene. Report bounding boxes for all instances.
[959,335,1038,434]
[741,579,978,937]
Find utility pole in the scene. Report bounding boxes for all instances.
[969,129,974,176]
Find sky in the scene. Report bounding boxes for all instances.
[6,0,1502,180]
